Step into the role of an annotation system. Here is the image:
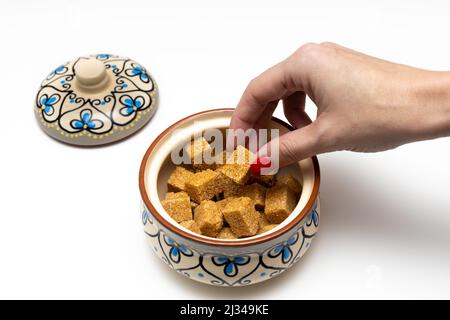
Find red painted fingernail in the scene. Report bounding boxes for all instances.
[250,156,272,176]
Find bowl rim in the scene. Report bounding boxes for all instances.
[139,108,320,247]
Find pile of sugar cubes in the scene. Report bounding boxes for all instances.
[161,138,302,239]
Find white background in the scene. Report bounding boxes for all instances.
[1,0,450,299]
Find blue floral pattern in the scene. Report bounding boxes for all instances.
[163,236,193,264]
[306,203,319,227]
[142,200,320,286]
[142,208,151,225]
[119,95,145,116]
[97,54,110,60]
[268,233,299,264]
[48,65,67,78]
[70,110,101,131]
[126,64,149,83]
[39,94,60,116]
[212,256,250,277]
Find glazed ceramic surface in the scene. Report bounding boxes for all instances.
[35,54,158,146]
[139,109,320,286]
[142,201,319,286]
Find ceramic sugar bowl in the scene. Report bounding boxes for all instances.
[35,54,158,146]
[139,109,320,286]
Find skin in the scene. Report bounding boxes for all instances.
[230,42,450,167]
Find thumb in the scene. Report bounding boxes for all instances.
[261,122,327,168]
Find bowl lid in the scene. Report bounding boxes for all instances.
[35,54,158,146]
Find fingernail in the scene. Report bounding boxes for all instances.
[250,156,272,176]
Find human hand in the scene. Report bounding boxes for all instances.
[230,42,450,167]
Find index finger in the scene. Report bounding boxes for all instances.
[230,58,301,130]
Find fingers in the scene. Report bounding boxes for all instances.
[230,42,337,167]
[261,121,329,167]
[282,91,309,129]
[254,100,279,130]
[230,58,304,131]
[231,43,324,131]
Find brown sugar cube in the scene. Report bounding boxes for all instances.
[216,197,235,211]
[222,180,242,198]
[224,183,266,211]
[187,137,210,162]
[243,183,266,210]
[264,185,297,224]
[258,212,270,229]
[249,173,276,187]
[185,169,226,203]
[217,227,237,239]
[218,163,250,185]
[214,150,230,169]
[258,224,278,235]
[217,145,256,185]
[186,137,214,171]
[194,200,223,237]
[216,198,233,227]
[161,192,192,223]
[179,220,202,234]
[165,191,188,200]
[167,166,194,192]
[219,175,239,197]
[222,197,259,237]
[276,175,302,194]
[231,145,256,164]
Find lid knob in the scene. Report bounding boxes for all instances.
[75,59,109,89]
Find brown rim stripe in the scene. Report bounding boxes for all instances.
[138,108,321,247]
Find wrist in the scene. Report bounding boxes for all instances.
[408,71,450,141]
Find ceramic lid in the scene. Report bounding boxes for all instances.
[35,54,158,146]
